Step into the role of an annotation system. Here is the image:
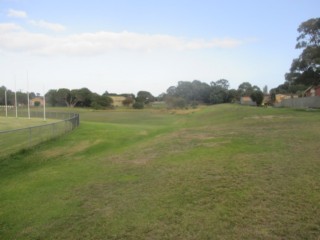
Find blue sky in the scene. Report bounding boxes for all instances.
[0,0,319,96]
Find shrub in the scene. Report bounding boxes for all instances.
[132,102,144,109]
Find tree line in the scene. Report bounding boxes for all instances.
[0,86,38,106]
[45,88,113,109]
[0,80,265,109]
[161,79,264,108]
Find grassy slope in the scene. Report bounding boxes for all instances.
[0,105,320,239]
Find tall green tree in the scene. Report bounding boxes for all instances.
[250,90,264,106]
[237,82,261,97]
[56,88,72,107]
[136,91,155,104]
[71,88,92,107]
[285,18,320,86]
[0,86,7,105]
[209,79,230,104]
[91,93,113,109]
[46,89,58,107]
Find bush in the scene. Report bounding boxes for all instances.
[165,97,187,109]
[122,97,134,106]
[132,102,144,109]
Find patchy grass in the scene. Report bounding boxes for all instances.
[0,104,320,239]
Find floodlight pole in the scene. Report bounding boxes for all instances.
[27,71,30,119]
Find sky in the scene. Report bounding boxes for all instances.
[0,0,319,96]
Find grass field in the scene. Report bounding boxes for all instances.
[0,116,73,158]
[0,104,320,239]
[0,117,57,131]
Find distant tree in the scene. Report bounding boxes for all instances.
[285,18,320,86]
[29,92,36,99]
[165,96,187,109]
[175,81,194,101]
[56,88,72,107]
[215,79,230,89]
[237,82,261,98]
[270,82,306,95]
[0,86,7,105]
[166,86,177,96]
[122,96,134,106]
[5,89,15,105]
[250,90,264,106]
[132,101,144,109]
[91,93,113,109]
[157,93,166,101]
[71,88,92,107]
[136,91,155,104]
[209,79,230,104]
[46,89,58,107]
[226,89,238,103]
[16,91,28,105]
[168,80,211,104]
[237,82,253,97]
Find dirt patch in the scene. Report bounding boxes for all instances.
[244,115,292,120]
[107,128,233,165]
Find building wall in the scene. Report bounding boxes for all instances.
[240,96,256,106]
[30,97,44,107]
[305,86,320,97]
[110,96,126,107]
[275,96,320,108]
[275,94,298,104]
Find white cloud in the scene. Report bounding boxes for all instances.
[0,23,22,32]
[0,24,246,55]
[29,20,66,32]
[7,9,27,18]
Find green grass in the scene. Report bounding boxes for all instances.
[0,116,71,158]
[0,117,57,131]
[0,104,320,239]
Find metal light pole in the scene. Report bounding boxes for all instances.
[27,71,30,119]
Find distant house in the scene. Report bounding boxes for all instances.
[110,96,126,107]
[240,96,256,106]
[30,97,44,107]
[263,95,271,105]
[275,94,298,104]
[304,85,320,97]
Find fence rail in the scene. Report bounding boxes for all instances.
[0,112,79,158]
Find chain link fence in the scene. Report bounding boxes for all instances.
[0,111,79,158]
